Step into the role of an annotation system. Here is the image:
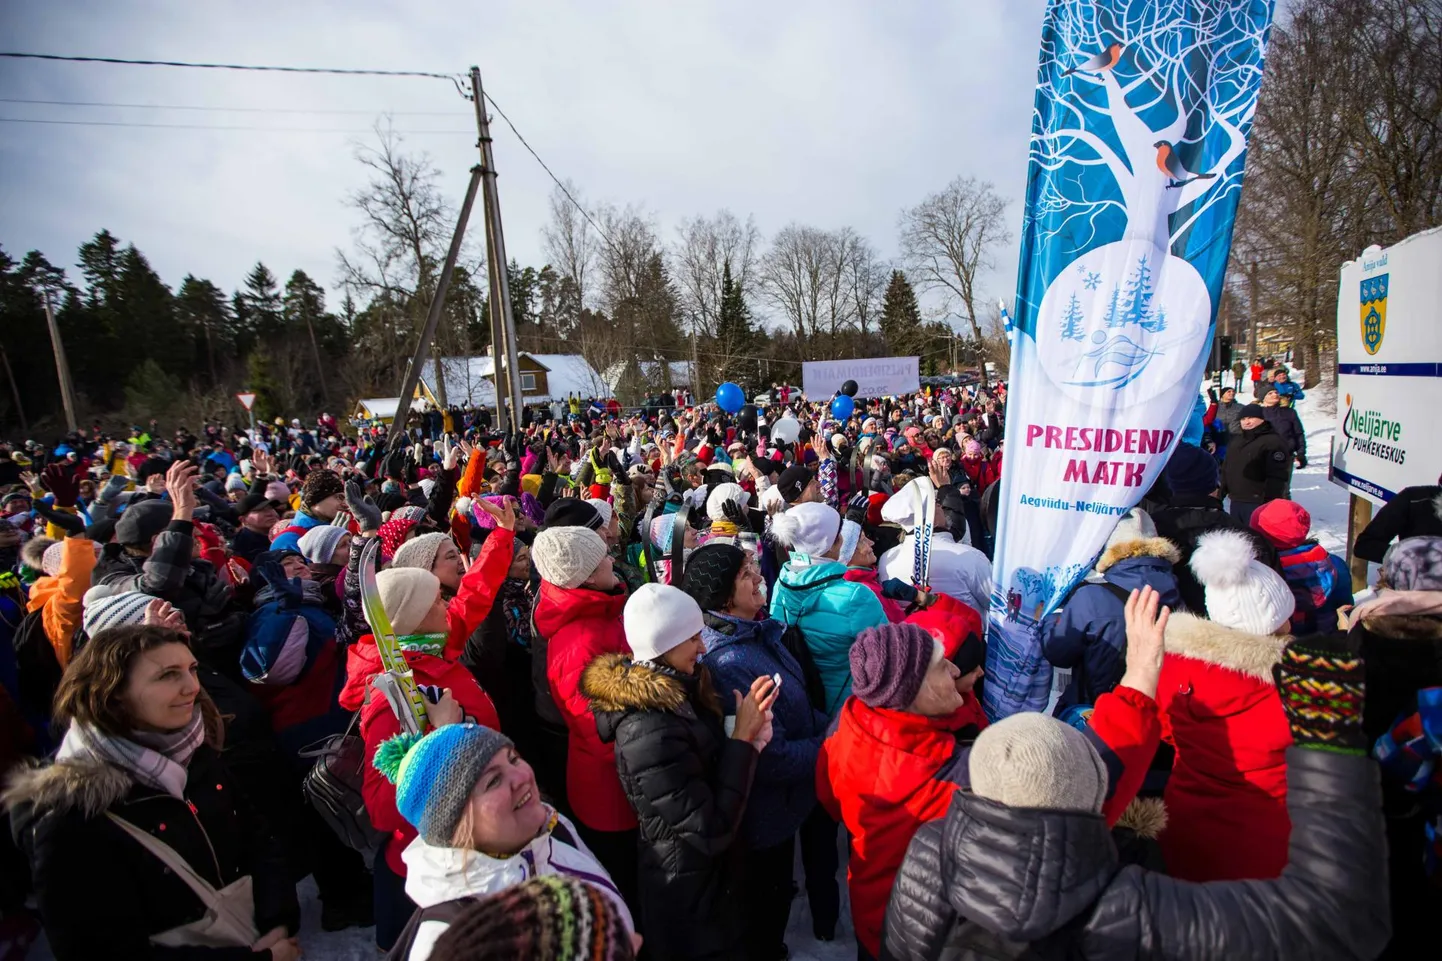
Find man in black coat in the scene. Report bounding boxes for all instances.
[1220,404,1291,524]
[1353,478,1442,562]
[1260,387,1306,468]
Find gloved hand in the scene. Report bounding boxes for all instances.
[32,500,86,537]
[1273,632,1366,755]
[42,464,81,508]
[881,578,919,604]
[845,491,870,525]
[1296,453,1308,469]
[345,479,382,533]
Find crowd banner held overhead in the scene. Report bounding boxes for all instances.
[802,357,918,400]
[1330,226,1442,505]
[984,0,1277,720]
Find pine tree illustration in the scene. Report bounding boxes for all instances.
[1060,292,1086,341]
[1120,255,1155,327]
[1103,284,1125,328]
[1142,306,1168,334]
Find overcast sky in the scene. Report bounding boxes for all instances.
[1,0,1048,326]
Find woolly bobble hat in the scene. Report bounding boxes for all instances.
[969,712,1107,814]
[81,589,152,637]
[391,532,453,574]
[532,526,609,589]
[372,722,513,845]
[40,540,66,577]
[297,525,348,565]
[1382,535,1442,592]
[376,567,442,635]
[1249,499,1312,551]
[705,483,749,524]
[681,543,748,612]
[586,498,614,528]
[623,583,704,661]
[770,502,842,557]
[115,500,173,546]
[301,468,345,510]
[1163,442,1219,496]
[850,623,938,710]
[429,875,635,961]
[1189,528,1295,634]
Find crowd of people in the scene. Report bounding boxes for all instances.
[0,374,1434,961]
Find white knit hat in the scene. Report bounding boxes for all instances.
[82,588,152,637]
[586,498,614,527]
[391,532,452,573]
[624,583,704,661]
[532,526,609,589]
[376,567,441,635]
[705,483,749,524]
[770,502,842,557]
[969,712,1107,814]
[1189,529,1295,634]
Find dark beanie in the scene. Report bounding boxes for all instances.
[1163,442,1219,496]
[136,457,170,483]
[430,875,634,961]
[115,499,174,545]
[1239,403,1266,419]
[850,623,937,710]
[776,466,813,504]
[681,543,747,612]
[301,468,344,510]
[543,499,603,531]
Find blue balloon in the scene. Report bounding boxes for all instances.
[715,381,745,413]
[830,394,855,420]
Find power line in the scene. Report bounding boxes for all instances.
[0,116,471,134]
[0,96,460,116]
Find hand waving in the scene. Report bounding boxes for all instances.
[42,464,81,508]
[1121,585,1169,699]
[474,495,517,531]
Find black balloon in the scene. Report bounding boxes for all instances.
[738,404,758,432]
[841,379,859,397]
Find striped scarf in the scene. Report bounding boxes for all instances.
[58,709,205,799]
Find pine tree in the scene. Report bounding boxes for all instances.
[116,245,186,378]
[176,276,233,384]
[715,260,757,386]
[1120,255,1155,327]
[1103,285,1125,328]
[1143,306,1168,334]
[240,262,283,337]
[1060,292,1086,341]
[881,269,923,354]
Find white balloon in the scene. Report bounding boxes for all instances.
[770,414,802,444]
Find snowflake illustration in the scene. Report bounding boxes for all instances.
[1075,262,1089,276]
[1083,271,1102,290]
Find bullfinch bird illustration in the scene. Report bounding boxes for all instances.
[1063,42,1123,77]
[1154,140,1217,188]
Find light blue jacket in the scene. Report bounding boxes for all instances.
[769,555,888,715]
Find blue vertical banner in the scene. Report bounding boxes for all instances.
[984,0,1277,720]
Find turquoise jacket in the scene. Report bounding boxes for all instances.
[769,555,888,715]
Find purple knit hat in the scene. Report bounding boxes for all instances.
[850,623,937,710]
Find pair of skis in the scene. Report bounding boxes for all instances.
[911,477,937,593]
[358,537,430,735]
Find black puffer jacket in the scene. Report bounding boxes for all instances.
[1221,421,1292,504]
[5,743,298,960]
[881,748,1389,961]
[583,653,757,961]
[1352,485,1442,562]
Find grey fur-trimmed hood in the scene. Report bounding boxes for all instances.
[2,757,135,819]
[1162,611,1290,683]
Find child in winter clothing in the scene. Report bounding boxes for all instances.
[371,722,634,961]
[1249,499,1353,635]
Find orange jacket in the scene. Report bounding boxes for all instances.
[26,538,97,667]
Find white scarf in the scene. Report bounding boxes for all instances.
[58,708,205,799]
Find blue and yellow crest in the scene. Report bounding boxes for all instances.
[1360,274,1388,356]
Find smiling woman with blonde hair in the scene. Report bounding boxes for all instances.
[4,624,300,960]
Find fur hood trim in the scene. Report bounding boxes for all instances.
[1096,536,1181,574]
[581,653,687,714]
[2,757,133,819]
[1114,796,1167,840]
[1162,611,1289,683]
[1361,613,1442,641]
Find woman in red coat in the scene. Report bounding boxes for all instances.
[1155,529,1297,882]
[338,501,514,950]
[531,523,639,909]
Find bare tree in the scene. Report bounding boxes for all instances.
[541,181,597,327]
[760,224,829,346]
[671,210,760,338]
[836,229,888,338]
[898,176,1012,343]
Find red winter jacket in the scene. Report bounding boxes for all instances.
[844,567,908,622]
[535,580,639,832]
[958,455,999,493]
[1154,611,1292,882]
[337,528,513,875]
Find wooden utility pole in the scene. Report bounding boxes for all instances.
[0,343,28,433]
[484,217,510,434]
[1247,260,1260,368]
[471,67,525,429]
[42,289,78,432]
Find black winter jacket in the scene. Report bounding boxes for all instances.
[1355,607,1442,960]
[1220,421,1291,504]
[5,743,299,961]
[1263,404,1306,458]
[1151,493,1280,613]
[583,654,757,961]
[1353,485,1442,562]
[880,747,1389,961]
